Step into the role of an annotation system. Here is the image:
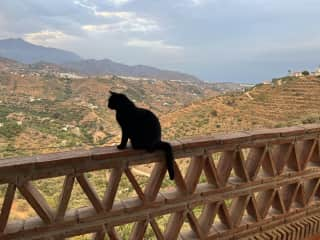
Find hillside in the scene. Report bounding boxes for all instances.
[161,76,320,139]
[0,38,82,64]
[0,57,28,71]
[0,68,218,158]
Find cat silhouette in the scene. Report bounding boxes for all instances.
[108,91,175,180]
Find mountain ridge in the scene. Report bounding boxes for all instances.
[0,38,201,82]
[0,38,82,64]
[64,59,201,82]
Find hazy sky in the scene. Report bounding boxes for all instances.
[1,0,320,83]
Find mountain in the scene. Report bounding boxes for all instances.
[0,39,202,81]
[64,59,201,82]
[0,38,82,64]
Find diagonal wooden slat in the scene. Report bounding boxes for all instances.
[187,210,205,239]
[287,143,301,171]
[144,162,167,202]
[130,220,148,240]
[124,168,145,201]
[246,147,266,180]
[76,173,104,213]
[304,178,320,204]
[281,183,299,211]
[185,155,205,194]
[0,183,16,232]
[106,226,121,240]
[294,184,306,207]
[256,189,276,219]
[164,211,186,240]
[232,150,249,182]
[218,151,234,186]
[261,147,277,177]
[305,140,318,167]
[173,161,188,193]
[246,195,261,222]
[199,202,219,234]
[295,140,316,170]
[272,190,286,214]
[217,201,232,229]
[55,175,75,221]
[103,168,123,211]
[150,218,164,240]
[203,155,221,187]
[309,139,320,166]
[18,181,54,224]
[272,144,293,175]
[230,195,250,227]
[314,180,320,200]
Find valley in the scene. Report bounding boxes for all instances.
[0,59,220,158]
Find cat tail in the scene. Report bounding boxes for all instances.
[156,141,175,180]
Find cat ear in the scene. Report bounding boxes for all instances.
[109,91,116,95]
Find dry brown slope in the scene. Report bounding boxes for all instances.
[161,76,320,139]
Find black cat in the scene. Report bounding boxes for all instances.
[108,91,175,180]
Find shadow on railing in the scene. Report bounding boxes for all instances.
[1,124,320,239]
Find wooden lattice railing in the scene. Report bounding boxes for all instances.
[1,125,320,239]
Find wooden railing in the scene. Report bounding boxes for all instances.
[1,125,320,239]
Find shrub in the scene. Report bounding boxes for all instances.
[0,120,24,139]
[210,110,218,117]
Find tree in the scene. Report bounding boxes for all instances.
[302,70,310,76]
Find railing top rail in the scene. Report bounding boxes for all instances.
[0,124,319,183]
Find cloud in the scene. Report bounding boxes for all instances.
[73,0,96,11]
[24,30,77,46]
[82,12,159,33]
[74,0,160,33]
[83,20,159,33]
[190,0,204,5]
[185,0,209,6]
[127,39,183,52]
[107,0,131,7]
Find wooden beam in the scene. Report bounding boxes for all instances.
[103,168,123,211]
[18,181,54,224]
[76,174,104,213]
[0,184,16,232]
[125,168,145,201]
[55,175,75,221]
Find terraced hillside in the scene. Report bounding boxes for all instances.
[161,76,320,139]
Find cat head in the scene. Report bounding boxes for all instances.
[108,91,135,110]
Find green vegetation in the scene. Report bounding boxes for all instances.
[302,70,310,76]
[0,120,24,139]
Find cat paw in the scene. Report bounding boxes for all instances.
[117,145,126,150]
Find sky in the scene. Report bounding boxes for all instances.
[1,0,320,83]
